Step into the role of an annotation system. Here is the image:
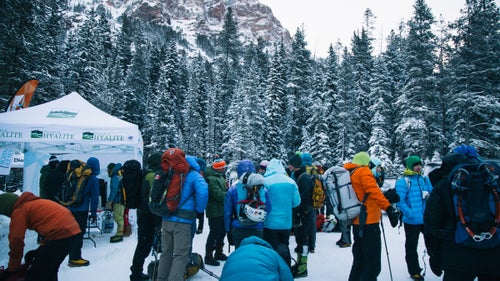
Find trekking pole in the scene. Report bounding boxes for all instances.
[380,218,394,281]
[200,267,220,279]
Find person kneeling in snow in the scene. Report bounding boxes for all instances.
[0,192,81,281]
[219,236,293,281]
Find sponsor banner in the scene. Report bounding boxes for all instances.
[30,129,76,140]
[0,130,23,140]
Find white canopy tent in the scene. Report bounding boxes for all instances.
[0,92,143,194]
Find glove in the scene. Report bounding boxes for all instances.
[227,232,234,246]
[429,254,442,277]
[386,206,400,228]
[24,249,39,264]
[89,215,97,224]
[383,188,400,203]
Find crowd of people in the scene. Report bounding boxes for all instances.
[0,145,499,281]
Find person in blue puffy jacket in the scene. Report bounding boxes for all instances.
[224,160,272,249]
[219,236,293,281]
[395,155,433,281]
[156,148,208,281]
[262,159,300,268]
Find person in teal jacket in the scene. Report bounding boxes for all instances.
[220,236,293,281]
[395,155,433,281]
[262,159,300,268]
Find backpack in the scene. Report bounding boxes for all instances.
[121,159,143,209]
[449,161,500,249]
[311,175,326,209]
[322,166,366,221]
[236,172,267,227]
[148,148,191,217]
[56,160,92,207]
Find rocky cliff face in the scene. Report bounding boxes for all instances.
[81,0,292,53]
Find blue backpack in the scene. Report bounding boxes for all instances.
[449,161,500,249]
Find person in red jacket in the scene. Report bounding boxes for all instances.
[344,152,399,281]
[0,192,81,281]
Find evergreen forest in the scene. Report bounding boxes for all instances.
[0,0,499,174]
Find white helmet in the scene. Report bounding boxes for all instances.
[322,214,337,232]
[242,204,267,222]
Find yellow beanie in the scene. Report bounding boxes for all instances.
[352,152,371,166]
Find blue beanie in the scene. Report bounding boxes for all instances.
[452,145,479,159]
[301,152,313,166]
[237,159,255,177]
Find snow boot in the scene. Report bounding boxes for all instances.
[214,245,228,261]
[204,252,220,266]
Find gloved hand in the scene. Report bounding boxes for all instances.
[24,249,39,264]
[383,188,400,203]
[429,254,442,277]
[227,232,234,246]
[89,214,97,224]
[386,206,400,228]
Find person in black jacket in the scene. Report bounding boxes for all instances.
[42,160,70,202]
[423,146,500,281]
[129,152,162,281]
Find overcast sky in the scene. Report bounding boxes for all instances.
[259,0,497,58]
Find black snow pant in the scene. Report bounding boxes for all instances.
[130,211,162,277]
[348,223,381,281]
[404,223,424,276]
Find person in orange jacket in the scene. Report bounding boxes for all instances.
[344,152,399,281]
[0,192,81,281]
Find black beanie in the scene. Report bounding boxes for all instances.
[288,154,302,169]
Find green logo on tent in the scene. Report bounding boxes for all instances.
[82,132,94,140]
[31,130,43,138]
[47,110,78,118]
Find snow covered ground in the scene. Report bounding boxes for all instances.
[1,203,445,281]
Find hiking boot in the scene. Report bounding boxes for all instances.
[214,252,228,261]
[411,274,424,281]
[110,235,124,243]
[309,248,315,253]
[204,256,220,266]
[338,242,351,248]
[68,259,90,267]
[130,273,149,281]
[294,269,308,278]
[124,225,132,237]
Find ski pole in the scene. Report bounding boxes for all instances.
[380,218,394,281]
[200,267,220,279]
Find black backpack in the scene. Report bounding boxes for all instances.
[449,161,500,249]
[121,159,143,209]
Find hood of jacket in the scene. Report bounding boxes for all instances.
[264,159,287,177]
[86,157,100,176]
[186,155,201,173]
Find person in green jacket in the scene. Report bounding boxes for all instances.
[203,159,228,266]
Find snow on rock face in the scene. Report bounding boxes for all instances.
[71,0,292,54]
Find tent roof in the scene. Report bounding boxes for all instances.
[0,92,142,147]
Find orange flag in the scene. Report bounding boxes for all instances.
[5,79,39,111]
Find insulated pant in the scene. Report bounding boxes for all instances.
[348,223,381,281]
[157,220,192,281]
[264,228,292,267]
[130,211,162,277]
[404,223,424,275]
[205,216,226,254]
[68,211,88,260]
[294,210,314,251]
[25,235,78,281]
[113,203,125,236]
